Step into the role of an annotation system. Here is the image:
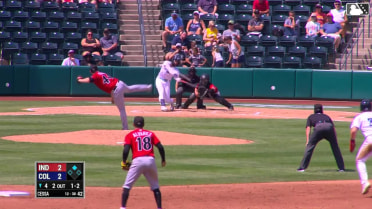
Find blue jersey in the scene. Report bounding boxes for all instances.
[165,17,183,31]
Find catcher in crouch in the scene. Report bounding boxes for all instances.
[182,74,234,110]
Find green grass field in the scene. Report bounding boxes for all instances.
[0,100,367,188]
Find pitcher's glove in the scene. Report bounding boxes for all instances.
[198,85,209,99]
[121,160,131,171]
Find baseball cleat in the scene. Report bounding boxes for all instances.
[362,182,371,195]
[161,106,167,112]
[170,103,175,111]
[297,168,305,172]
[228,106,234,111]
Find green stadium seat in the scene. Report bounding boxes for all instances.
[267,45,286,58]
[200,13,216,21]
[12,31,28,43]
[241,35,259,46]
[181,3,197,14]
[100,22,117,33]
[48,32,65,45]
[302,0,319,7]
[235,14,252,26]
[278,35,296,47]
[264,56,282,68]
[24,0,41,11]
[62,2,79,12]
[297,35,315,48]
[62,42,79,54]
[0,31,11,43]
[40,41,58,53]
[272,4,291,16]
[13,10,29,22]
[5,0,22,11]
[259,35,278,47]
[271,14,288,25]
[81,22,98,33]
[79,2,96,13]
[245,56,263,68]
[187,34,203,44]
[315,36,335,52]
[231,0,250,6]
[236,4,253,14]
[30,53,47,65]
[12,52,29,65]
[321,5,332,14]
[217,4,236,15]
[217,13,234,25]
[3,41,20,54]
[48,11,65,23]
[48,53,65,65]
[4,20,22,32]
[42,1,60,12]
[293,5,310,16]
[282,56,302,68]
[309,46,328,64]
[268,0,283,6]
[214,23,225,32]
[61,21,78,32]
[303,56,322,69]
[30,31,47,43]
[246,45,265,57]
[42,21,59,32]
[103,54,122,66]
[83,12,100,23]
[101,12,118,24]
[66,11,83,23]
[65,32,82,43]
[0,10,11,21]
[30,11,47,21]
[283,0,302,6]
[287,46,307,59]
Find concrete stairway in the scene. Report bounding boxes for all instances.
[332,16,372,70]
[118,0,164,67]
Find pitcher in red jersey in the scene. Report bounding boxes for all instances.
[77,66,152,130]
[120,116,166,209]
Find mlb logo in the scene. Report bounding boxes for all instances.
[346,3,370,16]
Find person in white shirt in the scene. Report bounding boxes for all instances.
[61,50,80,66]
[330,0,347,38]
[350,99,372,195]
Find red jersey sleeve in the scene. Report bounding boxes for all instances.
[91,71,118,94]
[209,83,218,93]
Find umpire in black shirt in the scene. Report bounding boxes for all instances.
[297,104,345,172]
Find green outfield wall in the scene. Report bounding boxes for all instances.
[1,65,372,100]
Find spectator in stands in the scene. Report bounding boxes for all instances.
[320,13,342,52]
[211,46,224,67]
[330,0,347,39]
[198,0,218,18]
[81,29,101,57]
[186,48,207,67]
[223,20,241,42]
[308,4,327,26]
[252,0,270,16]
[80,52,97,66]
[61,50,80,66]
[284,11,300,36]
[188,40,200,56]
[162,10,184,51]
[165,43,188,67]
[224,36,245,68]
[247,9,264,37]
[234,23,246,36]
[170,31,190,52]
[100,28,124,60]
[203,20,219,48]
[186,11,206,36]
[305,14,321,37]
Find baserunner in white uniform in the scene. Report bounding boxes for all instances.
[156,55,181,111]
[350,99,372,195]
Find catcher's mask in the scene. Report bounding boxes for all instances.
[314,104,323,113]
[188,66,196,76]
[200,74,210,87]
[360,99,372,112]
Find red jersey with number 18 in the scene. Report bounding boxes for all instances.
[124,128,161,159]
[90,71,119,94]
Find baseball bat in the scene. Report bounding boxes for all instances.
[179,73,192,82]
[178,80,197,88]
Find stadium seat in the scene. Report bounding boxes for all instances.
[315,36,335,52]
[232,0,250,5]
[83,12,100,23]
[246,55,264,68]
[40,41,58,53]
[48,11,65,23]
[282,56,302,68]
[98,2,115,9]
[236,4,253,14]
[30,31,47,43]
[24,0,41,11]
[161,3,180,18]
[297,35,316,48]
[182,13,194,24]
[0,10,11,21]
[320,0,335,7]
[267,45,286,57]
[271,24,285,36]
[103,54,122,66]
[3,41,19,54]
[263,56,282,68]
[101,12,118,24]
[321,5,332,14]
[293,5,310,16]
[302,0,319,7]
[235,14,252,26]
[5,0,22,11]
[61,21,78,32]
[12,31,28,43]
[100,22,117,33]
[48,32,64,45]
[61,2,79,12]
[66,11,83,23]
[48,53,65,65]
[200,13,216,21]
[271,14,288,25]
[0,31,11,43]
[268,0,283,6]
[303,56,322,69]
[24,20,41,32]
[217,13,234,25]
[246,45,265,57]
[278,35,296,47]
[30,11,47,21]
[42,1,59,12]
[287,46,307,59]
[30,53,47,65]
[283,0,302,6]
[92,54,103,62]
[13,10,29,22]
[62,42,79,54]
[43,21,59,32]
[272,4,291,16]
[214,23,226,32]
[4,20,22,32]
[187,34,203,45]
[79,2,96,13]
[241,35,259,46]
[21,41,39,53]
[65,32,82,43]
[181,3,197,14]
[309,46,328,64]
[259,35,278,47]
[12,52,29,65]
[218,4,235,15]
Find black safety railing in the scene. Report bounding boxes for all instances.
[339,18,365,70]
[137,0,148,66]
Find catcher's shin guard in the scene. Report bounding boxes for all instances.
[214,95,232,108]
[182,93,196,109]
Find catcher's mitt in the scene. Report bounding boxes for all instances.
[121,160,131,171]
[198,85,209,99]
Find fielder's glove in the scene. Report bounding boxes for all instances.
[76,76,83,83]
[121,161,131,171]
[198,86,209,99]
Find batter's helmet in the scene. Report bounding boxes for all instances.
[360,99,372,112]
[314,104,323,113]
[200,74,210,86]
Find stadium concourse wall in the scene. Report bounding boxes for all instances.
[0,65,372,100]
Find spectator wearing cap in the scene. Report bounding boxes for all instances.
[252,0,270,16]
[100,28,124,60]
[284,11,300,36]
[247,9,264,36]
[308,4,327,26]
[222,20,241,42]
[203,20,219,47]
[320,13,342,52]
[170,31,190,52]
[198,0,218,18]
[162,11,184,51]
[186,11,206,36]
[61,50,80,66]
[81,29,101,57]
[330,0,347,38]
[305,14,321,37]
[165,43,188,67]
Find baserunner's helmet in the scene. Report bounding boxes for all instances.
[360,99,372,112]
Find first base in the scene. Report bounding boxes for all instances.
[0,191,30,197]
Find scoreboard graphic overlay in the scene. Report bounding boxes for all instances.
[35,161,85,198]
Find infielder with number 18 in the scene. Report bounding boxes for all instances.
[77,66,152,130]
[120,116,166,209]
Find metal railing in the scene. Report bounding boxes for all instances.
[339,18,365,70]
[137,0,148,66]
